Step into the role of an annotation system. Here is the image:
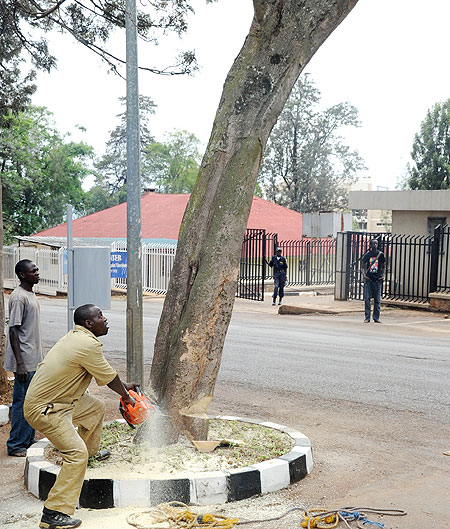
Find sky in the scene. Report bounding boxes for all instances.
[31,0,450,191]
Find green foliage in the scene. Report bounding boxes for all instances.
[93,95,156,198]
[0,2,39,116]
[1,1,197,78]
[145,130,201,193]
[0,106,93,241]
[406,100,450,190]
[259,74,365,213]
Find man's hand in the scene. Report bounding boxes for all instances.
[15,363,28,383]
[122,393,136,407]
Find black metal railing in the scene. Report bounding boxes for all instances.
[346,231,434,303]
[237,228,266,301]
[265,238,336,286]
[432,224,450,294]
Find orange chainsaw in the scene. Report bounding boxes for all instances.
[119,386,156,428]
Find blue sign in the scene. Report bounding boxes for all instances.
[110,251,127,278]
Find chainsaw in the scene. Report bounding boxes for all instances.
[119,386,156,428]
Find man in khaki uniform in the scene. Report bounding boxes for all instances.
[25,304,136,529]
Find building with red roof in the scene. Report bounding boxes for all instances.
[34,193,302,242]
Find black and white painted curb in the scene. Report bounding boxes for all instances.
[0,404,9,426]
[24,415,313,509]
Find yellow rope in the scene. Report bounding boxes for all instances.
[126,502,239,529]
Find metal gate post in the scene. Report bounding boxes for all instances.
[334,231,350,300]
[262,232,266,301]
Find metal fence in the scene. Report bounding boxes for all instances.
[336,226,450,303]
[3,241,177,295]
[3,246,66,294]
[110,240,177,294]
[431,224,450,294]
[263,234,336,286]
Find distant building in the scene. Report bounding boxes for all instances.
[349,178,391,232]
[33,193,303,243]
[348,190,450,235]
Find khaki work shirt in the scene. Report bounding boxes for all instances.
[25,325,116,412]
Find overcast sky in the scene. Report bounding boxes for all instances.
[32,0,450,191]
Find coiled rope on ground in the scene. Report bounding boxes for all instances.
[126,502,406,529]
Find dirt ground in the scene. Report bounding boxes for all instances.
[1,354,449,529]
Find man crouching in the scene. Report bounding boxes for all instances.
[24,304,137,529]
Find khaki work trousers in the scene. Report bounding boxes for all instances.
[25,393,105,515]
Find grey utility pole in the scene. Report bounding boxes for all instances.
[67,205,74,331]
[125,0,144,386]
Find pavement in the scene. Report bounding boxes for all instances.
[1,291,449,528]
[236,290,399,316]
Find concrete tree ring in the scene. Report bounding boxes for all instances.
[24,416,313,508]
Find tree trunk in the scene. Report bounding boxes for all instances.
[149,0,359,441]
[0,174,8,393]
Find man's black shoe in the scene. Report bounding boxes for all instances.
[95,449,111,461]
[40,507,82,528]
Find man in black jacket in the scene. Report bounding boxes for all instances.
[362,239,385,323]
[267,247,288,306]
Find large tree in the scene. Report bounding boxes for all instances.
[406,99,450,190]
[260,74,365,212]
[150,0,360,441]
[0,106,93,240]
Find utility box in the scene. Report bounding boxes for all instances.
[71,247,111,310]
[303,212,351,238]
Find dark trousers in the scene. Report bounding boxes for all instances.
[7,371,36,455]
[364,280,382,321]
[273,273,286,300]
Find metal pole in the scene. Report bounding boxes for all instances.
[67,204,74,331]
[126,0,144,386]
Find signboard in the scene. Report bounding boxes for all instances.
[110,251,127,278]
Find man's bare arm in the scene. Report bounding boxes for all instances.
[9,326,28,381]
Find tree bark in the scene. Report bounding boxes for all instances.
[149,0,359,440]
[0,174,8,393]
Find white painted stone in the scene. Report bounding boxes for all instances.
[215,415,241,421]
[113,479,151,508]
[27,446,45,457]
[252,459,290,493]
[0,405,9,425]
[290,446,314,474]
[260,421,286,430]
[28,460,53,497]
[189,471,228,505]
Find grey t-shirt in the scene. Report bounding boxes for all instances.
[4,286,43,372]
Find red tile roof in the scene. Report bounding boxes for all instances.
[34,194,302,241]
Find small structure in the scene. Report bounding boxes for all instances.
[348,190,450,236]
[302,212,351,238]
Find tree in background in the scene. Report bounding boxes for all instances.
[145,130,201,193]
[1,0,197,80]
[86,96,156,213]
[406,100,450,190]
[0,106,93,241]
[259,74,365,212]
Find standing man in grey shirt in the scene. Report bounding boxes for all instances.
[4,259,42,456]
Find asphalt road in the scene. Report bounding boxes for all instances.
[37,296,450,422]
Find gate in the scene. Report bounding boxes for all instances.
[343,231,434,303]
[237,229,267,301]
[279,238,336,286]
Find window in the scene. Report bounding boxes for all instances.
[428,217,446,236]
